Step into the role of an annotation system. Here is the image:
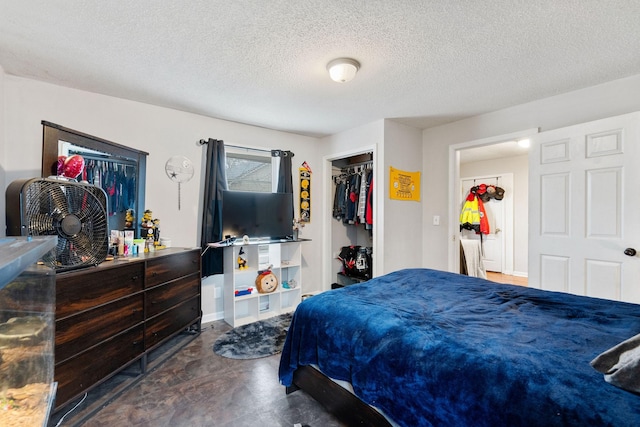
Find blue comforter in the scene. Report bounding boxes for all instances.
[278,268,640,426]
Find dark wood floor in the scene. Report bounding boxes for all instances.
[59,320,344,427]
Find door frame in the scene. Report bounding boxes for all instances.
[322,144,380,292]
[448,128,538,274]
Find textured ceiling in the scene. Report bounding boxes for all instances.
[1,1,639,138]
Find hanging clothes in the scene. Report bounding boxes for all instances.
[333,176,347,220]
[477,196,490,235]
[357,168,368,224]
[365,172,373,228]
[345,172,360,224]
[460,191,481,233]
[459,189,490,235]
[332,165,374,230]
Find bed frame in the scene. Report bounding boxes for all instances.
[286,365,393,426]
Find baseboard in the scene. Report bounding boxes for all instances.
[202,311,224,325]
[512,271,528,278]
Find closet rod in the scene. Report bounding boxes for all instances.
[340,159,373,170]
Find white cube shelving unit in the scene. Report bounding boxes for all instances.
[223,240,304,327]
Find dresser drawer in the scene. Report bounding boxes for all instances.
[146,250,200,288]
[56,263,144,318]
[145,296,200,350]
[54,325,144,409]
[56,294,144,363]
[145,274,200,318]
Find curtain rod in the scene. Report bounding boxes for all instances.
[227,144,272,154]
[198,139,273,154]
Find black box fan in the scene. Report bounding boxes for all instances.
[6,177,109,272]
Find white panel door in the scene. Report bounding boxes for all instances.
[529,112,640,303]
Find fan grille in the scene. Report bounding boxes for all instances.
[20,178,109,271]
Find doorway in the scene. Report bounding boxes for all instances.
[322,145,380,292]
[460,173,513,273]
[448,128,538,277]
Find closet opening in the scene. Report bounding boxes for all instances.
[322,147,378,292]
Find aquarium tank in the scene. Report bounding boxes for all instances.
[0,236,56,427]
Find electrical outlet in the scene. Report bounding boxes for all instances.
[433,215,440,226]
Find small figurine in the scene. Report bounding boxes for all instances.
[124,209,135,229]
[140,210,155,252]
[141,209,154,232]
[152,217,161,245]
[255,266,278,293]
[237,247,248,270]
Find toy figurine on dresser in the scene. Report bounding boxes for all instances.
[152,217,160,246]
[140,209,156,252]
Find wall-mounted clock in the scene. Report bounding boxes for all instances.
[165,155,195,210]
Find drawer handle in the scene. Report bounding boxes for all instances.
[132,340,140,345]
[131,275,139,281]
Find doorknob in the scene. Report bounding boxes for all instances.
[494,228,501,234]
[624,248,637,256]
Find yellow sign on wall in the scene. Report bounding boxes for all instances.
[389,166,420,201]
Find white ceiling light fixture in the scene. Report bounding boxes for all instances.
[327,58,360,83]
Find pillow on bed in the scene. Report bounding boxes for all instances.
[591,332,640,393]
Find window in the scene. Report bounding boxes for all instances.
[225,149,275,192]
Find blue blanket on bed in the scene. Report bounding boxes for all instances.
[278,268,640,426]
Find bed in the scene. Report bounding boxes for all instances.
[278,268,640,426]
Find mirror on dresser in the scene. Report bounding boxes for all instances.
[41,121,148,237]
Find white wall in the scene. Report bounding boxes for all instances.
[320,120,384,288]
[382,119,423,273]
[460,155,528,275]
[422,73,640,271]
[1,73,321,324]
[319,119,423,287]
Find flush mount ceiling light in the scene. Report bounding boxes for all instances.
[327,58,360,83]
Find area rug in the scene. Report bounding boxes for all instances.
[213,312,292,359]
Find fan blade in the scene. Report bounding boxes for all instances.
[27,213,55,235]
[46,184,70,217]
[56,236,71,266]
[67,231,93,256]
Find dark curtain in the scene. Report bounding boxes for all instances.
[274,150,294,193]
[200,138,227,277]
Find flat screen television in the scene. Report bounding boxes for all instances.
[222,190,294,240]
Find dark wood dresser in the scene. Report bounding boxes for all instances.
[53,247,201,412]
